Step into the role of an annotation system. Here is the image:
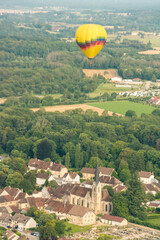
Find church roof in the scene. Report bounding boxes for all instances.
[71,186,91,197]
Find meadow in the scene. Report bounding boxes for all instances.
[144,213,160,229]
[89,101,156,116]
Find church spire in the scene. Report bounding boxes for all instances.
[95,162,99,185]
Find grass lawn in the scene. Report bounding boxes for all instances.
[144,214,160,228]
[65,222,92,234]
[89,101,156,116]
[0,226,6,236]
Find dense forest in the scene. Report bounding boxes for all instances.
[0,107,160,192]
[0,12,160,98]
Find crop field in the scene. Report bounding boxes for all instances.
[89,101,156,116]
[138,48,160,55]
[83,68,120,79]
[108,33,160,48]
[87,83,134,98]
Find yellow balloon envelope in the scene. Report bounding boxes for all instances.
[75,24,107,60]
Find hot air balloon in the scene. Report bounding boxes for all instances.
[75,24,107,63]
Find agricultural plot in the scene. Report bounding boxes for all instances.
[108,33,160,48]
[87,83,134,98]
[83,69,120,79]
[89,101,156,116]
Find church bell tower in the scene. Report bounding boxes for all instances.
[91,162,102,214]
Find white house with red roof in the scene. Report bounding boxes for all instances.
[138,171,158,184]
[101,214,128,226]
[62,172,80,184]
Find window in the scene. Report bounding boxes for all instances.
[109,204,112,212]
[87,203,89,208]
[77,199,79,205]
[82,200,83,206]
[105,205,108,212]
[72,198,74,204]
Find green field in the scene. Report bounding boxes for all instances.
[108,34,160,48]
[65,222,92,234]
[89,101,156,116]
[88,83,140,98]
[144,214,160,228]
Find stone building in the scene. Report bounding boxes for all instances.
[69,164,113,215]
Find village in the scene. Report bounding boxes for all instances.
[0,159,160,239]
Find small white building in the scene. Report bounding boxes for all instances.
[138,171,158,184]
[147,201,160,208]
[12,213,37,230]
[101,214,128,226]
[111,77,122,82]
[63,172,80,184]
[36,172,50,186]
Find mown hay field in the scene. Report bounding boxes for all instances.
[83,69,120,79]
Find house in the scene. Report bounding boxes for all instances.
[45,199,96,225]
[62,172,80,184]
[36,172,50,186]
[0,187,22,199]
[3,229,19,240]
[138,171,158,184]
[27,197,47,210]
[81,168,95,179]
[101,214,128,226]
[99,167,114,177]
[12,213,37,230]
[142,184,159,196]
[50,162,68,178]
[32,189,42,198]
[28,159,68,178]
[147,201,160,208]
[18,198,29,210]
[67,205,96,225]
[81,167,114,180]
[0,195,17,207]
[148,96,160,105]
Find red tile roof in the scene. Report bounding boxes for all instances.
[81,167,95,174]
[81,167,114,176]
[138,171,153,178]
[0,195,14,203]
[68,205,92,217]
[37,172,50,179]
[102,214,126,223]
[71,186,91,198]
[99,167,114,176]
[28,159,66,172]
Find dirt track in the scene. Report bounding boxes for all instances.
[32,104,123,116]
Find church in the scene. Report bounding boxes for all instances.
[68,163,113,215]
